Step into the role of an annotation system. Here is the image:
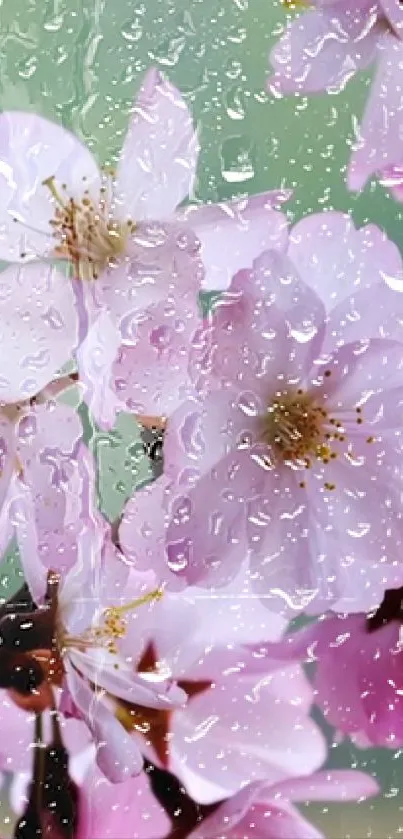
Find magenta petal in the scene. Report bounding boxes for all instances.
[176,196,290,291]
[116,67,199,221]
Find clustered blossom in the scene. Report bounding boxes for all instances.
[0,41,402,839]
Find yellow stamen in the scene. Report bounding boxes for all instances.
[42,173,135,281]
[283,0,309,7]
[42,176,66,208]
[104,588,163,619]
[61,589,163,655]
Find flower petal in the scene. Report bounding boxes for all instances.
[189,252,325,399]
[171,669,326,803]
[65,660,144,783]
[287,212,402,315]
[119,476,187,591]
[164,390,259,482]
[247,469,343,615]
[193,795,324,839]
[0,262,78,402]
[317,338,403,409]
[15,405,97,577]
[269,770,379,803]
[77,312,123,430]
[79,765,170,839]
[165,451,249,588]
[112,296,201,418]
[0,111,100,261]
[0,417,16,519]
[348,34,403,191]
[115,68,199,221]
[269,3,379,96]
[92,222,203,342]
[70,647,187,711]
[176,197,290,291]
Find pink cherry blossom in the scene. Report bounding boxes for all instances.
[112,568,326,804]
[0,69,290,428]
[188,771,379,839]
[9,462,187,782]
[164,212,403,613]
[249,596,403,749]
[269,1,403,198]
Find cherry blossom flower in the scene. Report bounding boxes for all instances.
[0,693,378,839]
[164,212,403,613]
[0,67,290,289]
[249,585,403,749]
[107,564,326,804]
[0,69,290,428]
[6,478,187,782]
[269,0,403,198]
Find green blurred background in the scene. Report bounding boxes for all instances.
[1,0,403,834]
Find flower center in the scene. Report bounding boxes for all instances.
[261,377,374,489]
[60,587,163,656]
[43,174,135,281]
[263,389,327,463]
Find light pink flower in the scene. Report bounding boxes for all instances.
[0,69,289,426]
[269,1,403,198]
[164,212,403,613]
[188,771,379,839]
[112,568,326,804]
[250,594,403,749]
[10,471,187,782]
